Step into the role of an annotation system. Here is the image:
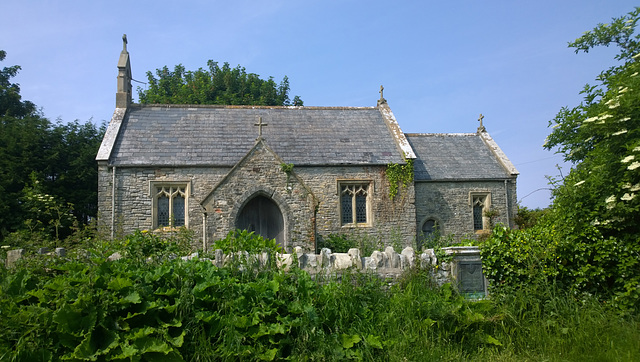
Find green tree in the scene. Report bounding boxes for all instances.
[138,60,303,106]
[545,7,640,241]
[0,51,105,240]
[484,7,640,310]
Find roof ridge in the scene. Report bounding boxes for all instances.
[130,103,378,110]
[405,132,477,137]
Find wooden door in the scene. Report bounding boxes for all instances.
[236,195,284,247]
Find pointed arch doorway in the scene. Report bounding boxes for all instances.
[235,195,285,247]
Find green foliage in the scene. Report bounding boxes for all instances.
[116,229,193,262]
[505,7,640,312]
[280,163,294,174]
[1,231,640,361]
[513,205,549,229]
[481,224,559,291]
[545,7,640,241]
[0,50,36,118]
[482,223,640,312]
[317,233,356,253]
[138,61,303,106]
[20,173,75,242]
[385,159,414,200]
[212,229,282,255]
[0,51,105,240]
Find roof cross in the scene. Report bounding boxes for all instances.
[377,85,387,106]
[477,113,486,132]
[254,116,268,138]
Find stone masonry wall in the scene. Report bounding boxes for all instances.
[202,141,317,251]
[99,147,417,253]
[415,179,517,243]
[295,165,416,250]
[97,163,229,241]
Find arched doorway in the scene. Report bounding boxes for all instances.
[418,218,440,251]
[236,195,285,247]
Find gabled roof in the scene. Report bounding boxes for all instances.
[406,133,518,181]
[101,104,410,167]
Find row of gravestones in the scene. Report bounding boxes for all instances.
[2,245,487,297]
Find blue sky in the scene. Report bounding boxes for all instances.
[2,1,637,209]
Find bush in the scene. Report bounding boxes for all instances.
[212,229,282,255]
[316,234,355,253]
[481,223,640,312]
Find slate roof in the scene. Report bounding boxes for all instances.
[107,105,407,166]
[406,133,513,180]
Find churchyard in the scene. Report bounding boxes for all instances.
[1,229,638,361]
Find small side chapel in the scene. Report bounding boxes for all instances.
[96,38,519,252]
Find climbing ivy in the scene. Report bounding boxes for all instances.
[385,159,414,200]
[280,163,294,174]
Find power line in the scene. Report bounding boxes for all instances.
[518,187,552,203]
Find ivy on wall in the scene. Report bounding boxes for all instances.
[385,159,414,200]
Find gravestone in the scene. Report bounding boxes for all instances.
[457,261,486,295]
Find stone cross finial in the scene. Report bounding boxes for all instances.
[122,34,128,52]
[377,85,387,106]
[254,116,268,138]
[477,113,486,132]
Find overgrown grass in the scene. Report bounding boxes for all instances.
[1,232,639,361]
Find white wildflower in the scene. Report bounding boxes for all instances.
[628,161,640,170]
[622,155,634,163]
[612,129,628,136]
[605,195,616,203]
[583,116,598,123]
[634,52,640,60]
[631,184,640,192]
[619,87,629,93]
[600,114,613,120]
[622,183,632,189]
[620,117,631,122]
[574,180,585,186]
[633,72,639,77]
[552,123,560,129]
[621,193,635,201]
[634,146,640,152]
[608,102,620,109]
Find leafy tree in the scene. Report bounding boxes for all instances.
[545,7,640,242]
[0,51,105,241]
[0,50,36,118]
[481,8,640,311]
[138,60,303,106]
[513,206,549,229]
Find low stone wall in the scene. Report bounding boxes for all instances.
[201,246,486,295]
[3,246,488,296]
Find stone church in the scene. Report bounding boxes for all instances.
[96,40,519,252]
